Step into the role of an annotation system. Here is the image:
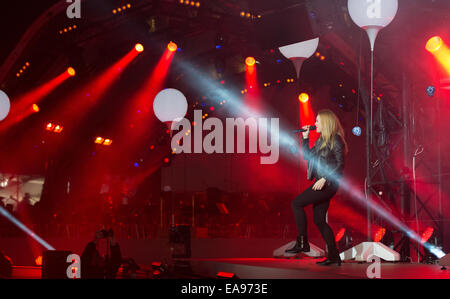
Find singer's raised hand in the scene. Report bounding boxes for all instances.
[302,125,310,138]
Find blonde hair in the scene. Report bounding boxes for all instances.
[317,109,348,154]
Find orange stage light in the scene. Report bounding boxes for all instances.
[32,104,39,113]
[426,36,443,53]
[67,67,76,76]
[168,42,178,52]
[245,57,256,67]
[135,43,144,53]
[298,93,309,103]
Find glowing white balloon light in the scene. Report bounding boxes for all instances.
[279,37,319,79]
[0,90,11,121]
[153,88,188,128]
[347,0,398,51]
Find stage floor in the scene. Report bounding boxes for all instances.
[11,257,450,279]
[180,257,450,279]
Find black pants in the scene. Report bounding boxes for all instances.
[291,181,339,257]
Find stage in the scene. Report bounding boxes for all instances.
[11,257,450,279]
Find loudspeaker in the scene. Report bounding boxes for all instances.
[41,250,72,279]
[169,225,191,258]
[0,251,13,278]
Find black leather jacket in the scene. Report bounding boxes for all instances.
[302,134,345,186]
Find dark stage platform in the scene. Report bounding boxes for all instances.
[179,257,450,279]
[11,258,450,279]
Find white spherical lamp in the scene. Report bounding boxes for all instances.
[153,88,188,130]
[347,0,398,51]
[0,90,11,121]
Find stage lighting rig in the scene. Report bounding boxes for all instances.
[421,227,443,264]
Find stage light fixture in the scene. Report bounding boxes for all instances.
[58,25,78,35]
[32,104,39,113]
[16,61,30,78]
[35,256,43,266]
[94,136,112,146]
[374,227,386,242]
[352,126,362,136]
[112,3,131,14]
[421,227,443,264]
[45,122,63,133]
[46,123,54,131]
[335,227,353,252]
[53,125,63,133]
[135,43,144,53]
[216,272,238,279]
[67,67,76,76]
[245,57,256,67]
[426,85,437,99]
[298,93,309,103]
[426,36,443,53]
[151,262,168,278]
[168,42,178,52]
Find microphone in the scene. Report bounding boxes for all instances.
[292,125,316,133]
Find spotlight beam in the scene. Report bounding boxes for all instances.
[0,69,72,132]
[172,58,445,259]
[0,206,55,250]
[56,46,141,126]
[426,36,450,75]
[114,47,175,156]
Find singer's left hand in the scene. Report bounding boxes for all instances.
[312,178,326,191]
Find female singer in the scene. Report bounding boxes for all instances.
[286,109,348,266]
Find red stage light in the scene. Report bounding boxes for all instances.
[53,125,63,133]
[35,256,43,266]
[67,67,76,76]
[168,42,178,52]
[298,93,309,103]
[426,36,443,53]
[164,157,170,163]
[216,272,237,278]
[32,104,39,112]
[135,43,144,53]
[46,123,54,131]
[245,57,256,67]
[335,228,346,242]
[374,227,386,242]
[421,227,434,243]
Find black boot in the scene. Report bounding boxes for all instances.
[316,248,341,266]
[285,235,310,254]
